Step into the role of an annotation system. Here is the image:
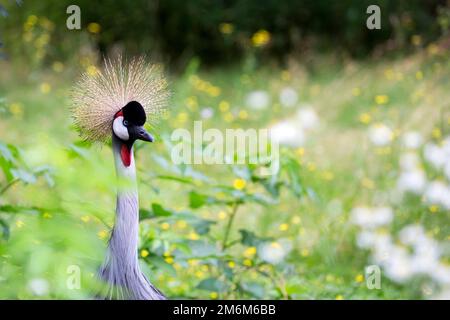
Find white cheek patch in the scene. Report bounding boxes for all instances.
[113,116,129,141]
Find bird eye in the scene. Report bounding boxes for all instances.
[123,120,129,127]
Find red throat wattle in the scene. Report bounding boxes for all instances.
[120,144,131,167]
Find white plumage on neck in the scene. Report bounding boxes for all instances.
[97,135,165,300]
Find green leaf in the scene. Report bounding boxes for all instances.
[191,219,215,235]
[156,174,195,185]
[0,218,10,240]
[244,193,277,205]
[151,203,173,217]
[146,255,176,277]
[11,168,37,184]
[197,278,227,292]
[239,229,271,247]
[241,281,265,299]
[283,156,303,197]
[0,205,43,215]
[189,191,208,208]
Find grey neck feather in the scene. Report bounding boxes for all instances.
[98,135,165,300]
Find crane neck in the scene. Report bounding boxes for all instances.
[109,135,140,267]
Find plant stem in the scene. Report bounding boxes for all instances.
[222,202,239,250]
[0,178,19,196]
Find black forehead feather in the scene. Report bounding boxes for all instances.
[122,101,146,125]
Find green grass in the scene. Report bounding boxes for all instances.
[0,47,449,299]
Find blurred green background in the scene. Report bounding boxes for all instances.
[0,0,449,299]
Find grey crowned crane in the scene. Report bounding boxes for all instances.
[71,57,169,299]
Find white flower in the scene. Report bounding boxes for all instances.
[402,131,423,149]
[296,107,319,131]
[279,87,298,107]
[444,162,450,182]
[397,169,426,194]
[270,120,305,147]
[246,90,270,110]
[432,265,450,285]
[443,136,450,156]
[369,124,393,146]
[200,107,214,119]
[423,143,447,169]
[424,181,450,209]
[356,231,375,248]
[258,240,291,264]
[384,247,413,282]
[399,153,421,171]
[399,225,425,246]
[28,278,49,296]
[372,233,393,263]
[351,206,393,229]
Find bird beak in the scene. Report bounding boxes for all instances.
[135,126,154,142]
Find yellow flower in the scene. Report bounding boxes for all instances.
[161,222,170,230]
[219,100,230,112]
[251,29,271,47]
[291,216,301,224]
[87,22,101,34]
[228,261,235,268]
[359,113,371,124]
[307,163,316,172]
[243,259,252,267]
[416,71,423,80]
[411,35,422,46]
[432,128,442,139]
[165,257,174,264]
[98,230,108,239]
[355,274,364,283]
[218,211,227,220]
[270,242,281,249]
[27,15,38,25]
[429,205,439,213]
[352,87,361,96]
[80,215,90,223]
[301,248,309,257]
[335,294,344,300]
[177,112,188,123]
[42,212,52,219]
[141,249,149,258]
[219,23,234,34]
[279,223,289,231]
[210,292,218,299]
[361,178,375,189]
[40,82,51,94]
[195,270,204,278]
[15,220,24,228]
[224,112,234,122]
[9,103,23,118]
[374,95,389,105]
[233,178,246,190]
[186,96,198,110]
[188,259,199,266]
[322,171,334,181]
[296,148,305,156]
[281,70,291,81]
[176,220,187,229]
[188,232,200,240]
[52,61,64,73]
[238,110,248,119]
[243,247,257,258]
[209,86,221,97]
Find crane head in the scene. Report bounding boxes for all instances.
[113,101,154,143]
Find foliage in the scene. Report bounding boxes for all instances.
[0,0,448,67]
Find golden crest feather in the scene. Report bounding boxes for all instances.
[71,56,169,142]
